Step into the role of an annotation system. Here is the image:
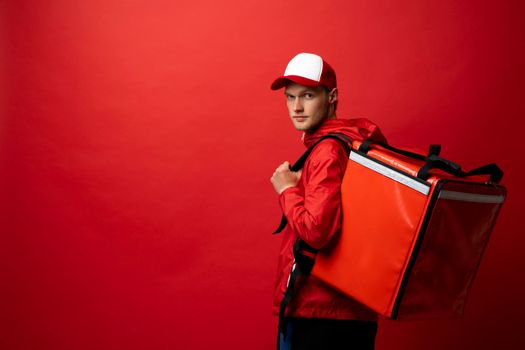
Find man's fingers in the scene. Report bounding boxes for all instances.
[276,161,291,172]
[280,161,290,170]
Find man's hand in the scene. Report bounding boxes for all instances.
[270,161,302,194]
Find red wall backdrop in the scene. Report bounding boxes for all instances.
[2,1,524,349]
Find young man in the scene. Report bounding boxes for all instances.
[270,53,386,350]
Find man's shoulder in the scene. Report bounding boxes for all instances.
[305,137,349,168]
[309,137,349,158]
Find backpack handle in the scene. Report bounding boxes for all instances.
[358,140,440,161]
[417,155,504,183]
[359,140,503,184]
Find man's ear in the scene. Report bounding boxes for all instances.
[328,88,338,104]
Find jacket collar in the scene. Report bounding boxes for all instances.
[302,118,387,148]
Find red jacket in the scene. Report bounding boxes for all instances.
[273,118,386,320]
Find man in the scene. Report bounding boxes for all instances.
[270,53,386,350]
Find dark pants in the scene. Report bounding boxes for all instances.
[278,318,378,350]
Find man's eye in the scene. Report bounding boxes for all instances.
[286,95,294,100]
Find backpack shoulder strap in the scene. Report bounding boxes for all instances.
[275,133,353,338]
[289,133,353,172]
[273,133,353,234]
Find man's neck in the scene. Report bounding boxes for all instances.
[304,114,337,135]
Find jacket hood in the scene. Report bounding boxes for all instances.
[303,118,387,147]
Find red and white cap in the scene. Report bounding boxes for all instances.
[270,53,337,90]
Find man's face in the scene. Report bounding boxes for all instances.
[284,83,334,132]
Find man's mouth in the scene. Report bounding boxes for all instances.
[293,116,307,122]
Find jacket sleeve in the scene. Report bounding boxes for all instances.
[278,141,347,250]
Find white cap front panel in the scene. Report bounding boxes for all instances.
[283,53,323,82]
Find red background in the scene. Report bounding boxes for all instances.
[2,0,524,349]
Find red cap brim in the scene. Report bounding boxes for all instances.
[270,75,322,90]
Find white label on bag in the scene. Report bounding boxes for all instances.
[349,151,430,195]
[438,190,505,203]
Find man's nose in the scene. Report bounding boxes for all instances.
[293,97,303,112]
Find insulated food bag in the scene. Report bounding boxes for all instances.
[311,139,506,320]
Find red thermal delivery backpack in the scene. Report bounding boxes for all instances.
[275,134,506,326]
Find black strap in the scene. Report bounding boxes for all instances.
[274,134,352,338]
[290,133,353,172]
[293,239,318,275]
[417,155,462,180]
[278,261,300,339]
[278,239,318,338]
[273,133,353,235]
[428,144,441,157]
[273,215,288,235]
[417,155,504,183]
[358,140,503,184]
[358,140,440,161]
[464,163,504,183]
